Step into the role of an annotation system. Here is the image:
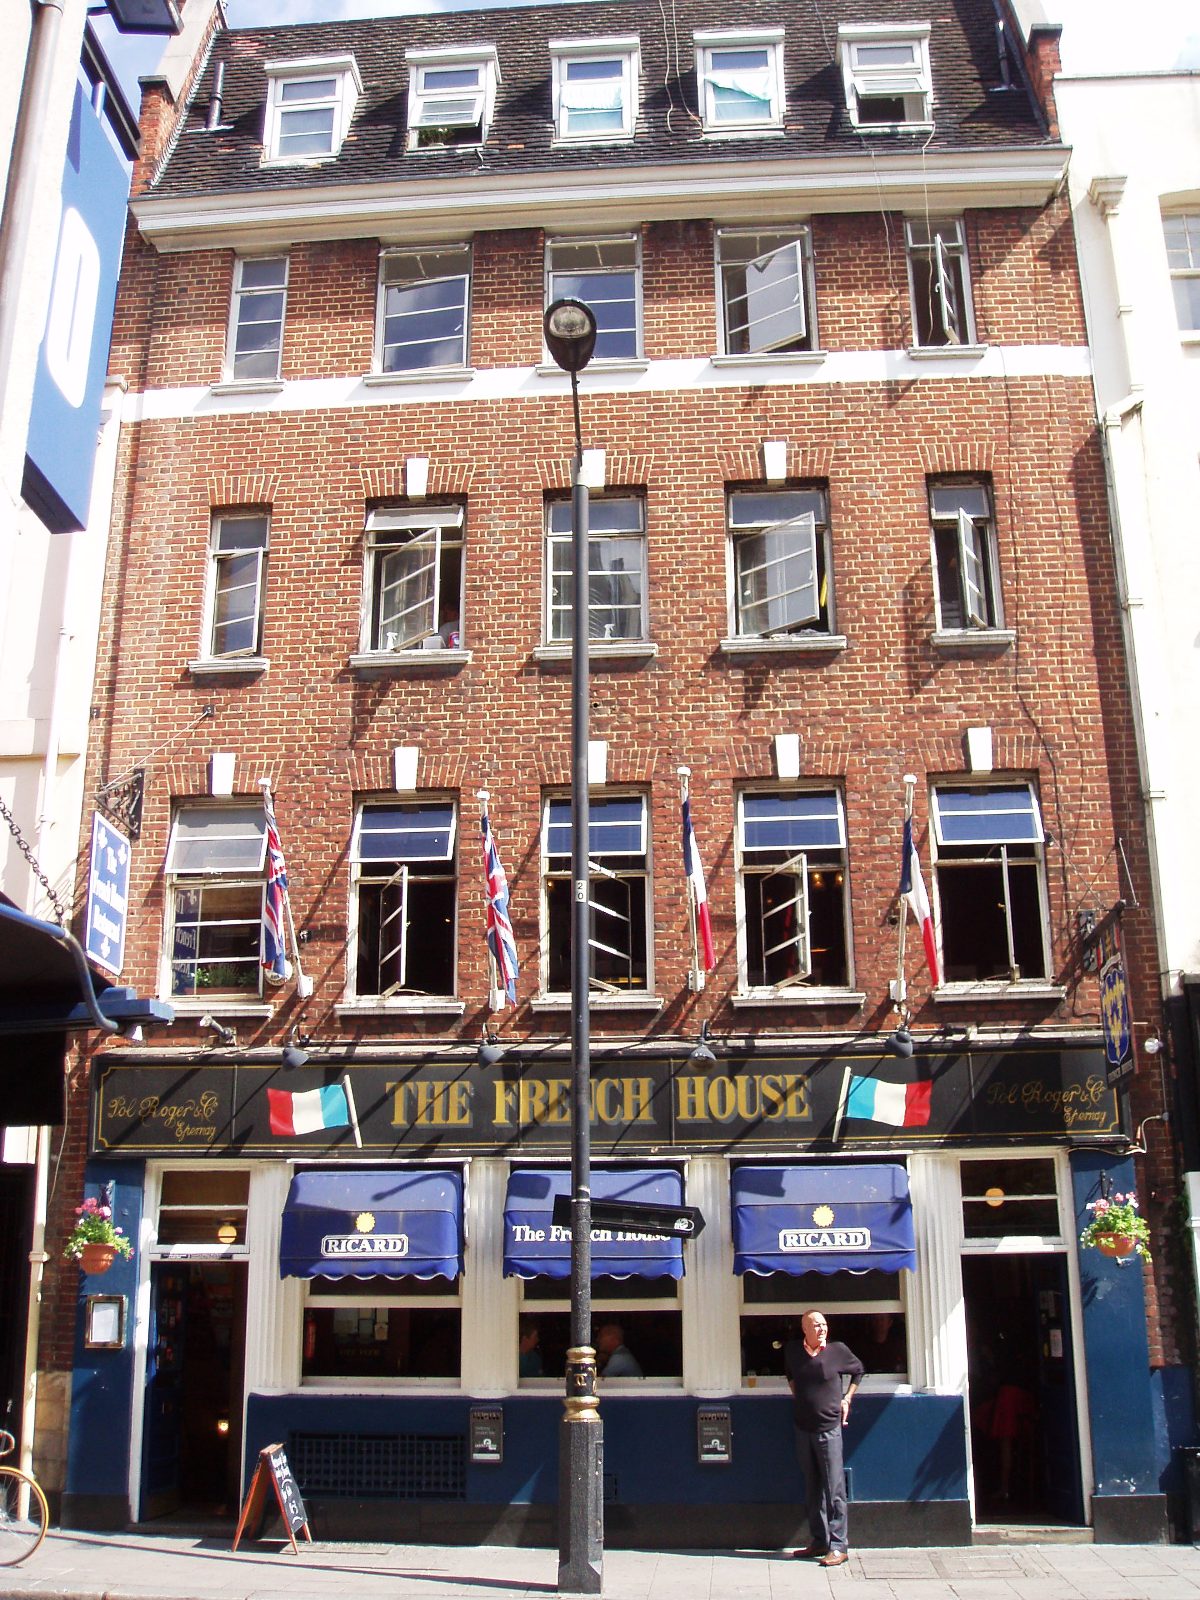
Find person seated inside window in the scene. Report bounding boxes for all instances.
[519,1315,543,1377]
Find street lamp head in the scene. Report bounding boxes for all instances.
[544,298,598,374]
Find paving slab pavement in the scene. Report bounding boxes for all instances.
[1,1531,1199,1600]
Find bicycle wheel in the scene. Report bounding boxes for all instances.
[0,1465,48,1564]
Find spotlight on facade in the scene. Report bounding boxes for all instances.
[886,1026,914,1058]
[282,1026,310,1070]
[688,1021,717,1066]
[478,1030,505,1068]
[198,1014,236,1047]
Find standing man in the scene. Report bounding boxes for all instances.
[784,1309,864,1569]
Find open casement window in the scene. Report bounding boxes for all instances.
[546,236,640,361]
[718,229,813,355]
[405,48,498,148]
[694,32,784,131]
[1163,213,1200,332]
[552,40,639,141]
[839,26,932,127]
[737,790,849,991]
[906,219,973,347]
[165,806,268,999]
[352,802,457,998]
[729,488,832,637]
[227,257,287,382]
[544,796,649,994]
[206,512,268,658]
[377,246,470,373]
[931,783,1049,983]
[929,479,1002,631]
[546,495,646,642]
[263,55,361,162]
[365,505,464,653]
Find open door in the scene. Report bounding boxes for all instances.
[963,1254,1083,1525]
[141,1262,247,1522]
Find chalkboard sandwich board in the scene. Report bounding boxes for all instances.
[232,1442,312,1554]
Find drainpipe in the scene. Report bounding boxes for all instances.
[20,1124,51,1485]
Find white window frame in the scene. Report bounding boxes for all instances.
[375,245,471,374]
[150,1167,252,1260]
[905,218,975,347]
[541,794,651,997]
[349,800,459,1001]
[930,781,1051,986]
[362,504,465,655]
[735,789,852,995]
[224,256,288,384]
[262,54,361,164]
[693,29,785,133]
[405,45,500,149]
[928,479,1003,632]
[727,487,834,638]
[1163,212,1200,333]
[163,804,269,1002]
[716,227,816,356]
[545,494,647,644]
[550,37,640,142]
[838,23,932,129]
[545,234,642,363]
[203,511,269,660]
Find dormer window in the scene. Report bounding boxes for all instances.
[838,24,932,129]
[406,46,500,148]
[550,37,639,142]
[262,55,361,163]
[694,30,784,132]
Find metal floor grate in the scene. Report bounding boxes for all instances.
[289,1432,467,1500]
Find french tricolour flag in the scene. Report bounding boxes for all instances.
[268,1084,350,1138]
[844,1072,932,1128]
[900,817,940,987]
[681,796,716,973]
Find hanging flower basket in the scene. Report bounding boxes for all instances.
[1095,1234,1137,1260]
[78,1242,119,1275]
[1079,1191,1152,1262]
[63,1197,132,1271]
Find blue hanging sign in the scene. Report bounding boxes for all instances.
[85,813,131,976]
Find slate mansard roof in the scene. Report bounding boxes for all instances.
[150,0,1055,204]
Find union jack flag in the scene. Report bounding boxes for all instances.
[481,805,518,1007]
[262,788,291,986]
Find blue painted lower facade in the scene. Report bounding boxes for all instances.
[60,1150,1193,1545]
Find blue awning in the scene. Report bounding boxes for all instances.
[731,1163,916,1275]
[503,1167,685,1280]
[279,1168,463,1281]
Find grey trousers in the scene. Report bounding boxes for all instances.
[795,1423,849,1553]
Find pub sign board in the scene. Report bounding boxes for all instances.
[92,1047,1122,1158]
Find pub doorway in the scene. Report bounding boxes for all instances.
[963,1252,1083,1525]
[140,1261,247,1523]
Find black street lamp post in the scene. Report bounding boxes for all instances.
[543,298,603,1597]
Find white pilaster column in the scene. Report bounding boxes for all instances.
[245,1162,304,1395]
[905,1154,966,1395]
[682,1156,741,1395]
[460,1158,519,1396]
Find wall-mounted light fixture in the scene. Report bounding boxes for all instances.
[282,1026,311,1070]
[478,1030,505,1068]
[688,1021,718,1066]
[198,1014,236,1048]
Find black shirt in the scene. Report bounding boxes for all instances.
[784,1340,865,1431]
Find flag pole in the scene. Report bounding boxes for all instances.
[342,1074,363,1149]
[678,766,702,992]
[478,788,505,1012]
[259,779,314,999]
[893,774,917,1016]
[832,1064,853,1144]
